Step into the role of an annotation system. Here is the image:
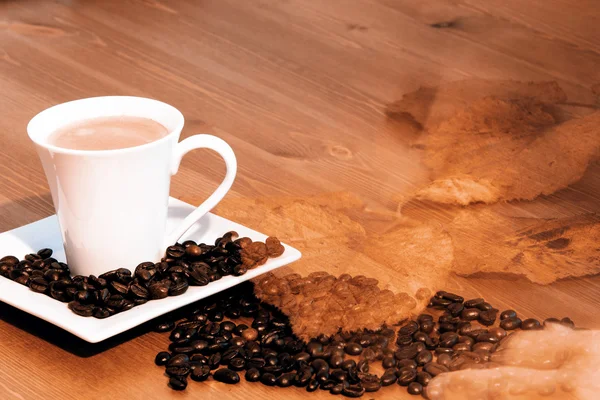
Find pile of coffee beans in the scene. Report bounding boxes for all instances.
[0,232,284,318]
[153,284,577,398]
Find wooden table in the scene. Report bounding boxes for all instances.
[1,1,599,399]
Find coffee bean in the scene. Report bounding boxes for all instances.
[361,373,381,392]
[341,359,356,371]
[36,248,53,259]
[68,301,94,317]
[489,327,507,340]
[522,318,542,330]
[213,368,240,384]
[472,342,495,352]
[168,353,189,367]
[461,308,480,321]
[155,351,171,366]
[476,333,499,343]
[261,372,277,386]
[406,381,422,395]
[464,298,484,308]
[500,309,517,320]
[415,350,433,366]
[376,371,395,387]
[28,277,49,293]
[275,372,295,388]
[439,332,459,348]
[344,342,362,356]
[452,343,471,352]
[447,302,464,317]
[149,283,169,300]
[560,317,575,329]
[543,317,560,327]
[242,328,258,341]
[228,357,246,371]
[306,378,319,392]
[342,383,365,398]
[419,319,435,334]
[416,371,432,387]
[397,366,417,386]
[476,302,493,311]
[394,343,419,360]
[381,355,396,369]
[166,365,191,377]
[399,321,419,336]
[169,376,187,391]
[458,336,475,346]
[190,365,211,382]
[437,291,464,303]
[424,362,449,376]
[169,279,189,296]
[479,309,498,326]
[429,297,452,309]
[500,316,522,330]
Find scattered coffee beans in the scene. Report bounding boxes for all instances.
[0,233,284,318]
[149,284,577,398]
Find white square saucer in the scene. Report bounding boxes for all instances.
[0,197,301,343]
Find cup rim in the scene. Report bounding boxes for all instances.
[27,96,185,156]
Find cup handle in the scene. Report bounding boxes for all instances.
[164,134,237,247]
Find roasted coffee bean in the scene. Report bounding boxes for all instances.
[453,342,471,352]
[424,362,449,376]
[341,359,356,371]
[169,376,187,391]
[397,367,417,386]
[149,283,169,300]
[461,308,480,321]
[464,298,484,308]
[397,359,417,369]
[434,347,454,355]
[543,317,560,327]
[294,367,312,387]
[28,277,49,293]
[413,373,430,390]
[356,359,369,374]
[447,302,464,317]
[342,384,365,398]
[330,383,345,395]
[436,353,452,368]
[476,302,494,311]
[345,342,362,356]
[375,373,395,389]
[166,245,185,259]
[242,328,258,341]
[316,369,330,384]
[381,355,396,369]
[154,351,171,366]
[489,327,507,340]
[244,368,261,382]
[439,332,459,348]
[168,353,189,366]
[191,365,211,382]
[277,372,296,387]
[415,350,433,366]
[68,301,94,317]
[361,373,381,392]
[429,297,452,309]
[93,307,111,319]
[465,329,488,339]
[476,333,500,344]
[436,291,464,303]
[330,369,348,383]
[522,318,542,330]
[36,248,53,259]
[500,309,517,320]
[169,279,189,296]
[166,365,191,377]
[396,334,413,346]
[407,382,423,395]
[395,343,419,360]
[208,353,222,368]
[399,321,420,336]
[479,309,498,326]
[560,317,575,329]
[261,373,277,386]
[472,342,495,352]
[500,316,522,330]
[419,319,435,334]
[213,368,240,384]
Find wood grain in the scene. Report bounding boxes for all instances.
[1,0,599,399]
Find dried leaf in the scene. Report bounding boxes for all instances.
[447,208,600,284]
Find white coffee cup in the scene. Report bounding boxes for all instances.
[27,96,236,277]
